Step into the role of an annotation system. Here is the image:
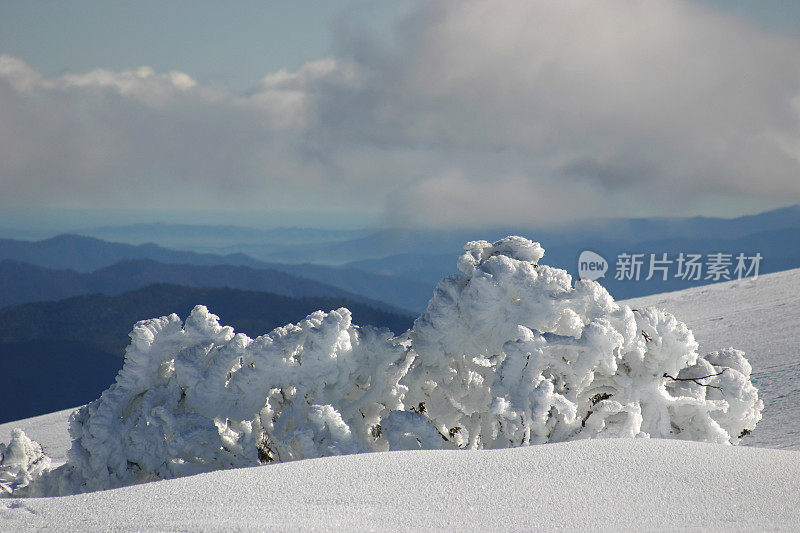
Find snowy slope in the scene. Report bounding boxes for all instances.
[1,267,799,530]
[624,267,800,450]
[1,439,798,531]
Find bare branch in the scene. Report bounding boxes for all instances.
[663,368,727,390]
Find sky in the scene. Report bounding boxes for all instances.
[1,0,800,230]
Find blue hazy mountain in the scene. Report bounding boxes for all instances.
[216,205,800,265]
[0,235,434,312]
[0,283,415,354]
[0,258,414,315]
[75,223,367,249]
[0,234,265,272]
[2,205,798,310]
[0,340,123,423]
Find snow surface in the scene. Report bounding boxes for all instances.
[1,438,798,531]
[625,268,800,450]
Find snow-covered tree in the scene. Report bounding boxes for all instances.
[0,236,763,497]
[403,237,762,448]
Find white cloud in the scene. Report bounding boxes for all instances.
[1,1,800,226]
[57,66,199,106]
[0,55,43,92]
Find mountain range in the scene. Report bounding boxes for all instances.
[0,234,434,312]
[76,223,367,249]
[2,205,800,311]
[69,205,800,266]
[0,258,407,313]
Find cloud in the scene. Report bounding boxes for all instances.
[0,55,43,92]
[324,0,800,225]
[57,66,199,106]
[244,57,361,130]
[0,54,339,212]
[2,0,800,227]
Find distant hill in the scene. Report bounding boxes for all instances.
[96,259,414,313]
[6,204,797,311]
[0,234,434,312]
[0,340,122,423]
[203,205,800,264]
[0,283,416,355]
[0,258,409,314]
[76,223,366,249]
[0,260,99,307]
[344,253,457,285]
[272,262,434,313]
[0,233,258,272]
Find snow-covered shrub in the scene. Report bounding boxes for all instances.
[14,307,411,496]
[2,236,763,497]
[403,237,763,448]
[0,429,51,495]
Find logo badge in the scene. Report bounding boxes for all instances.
[578,250,608,281]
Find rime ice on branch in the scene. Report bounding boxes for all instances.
[1,236,763,497]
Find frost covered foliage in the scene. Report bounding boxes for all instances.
[0,429,50,495]
[403,237,762,448]
[2,236,762,497]
[11,308,412,496]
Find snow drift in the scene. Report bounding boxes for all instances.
[0,237,763,497]
[5,439,800,532]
